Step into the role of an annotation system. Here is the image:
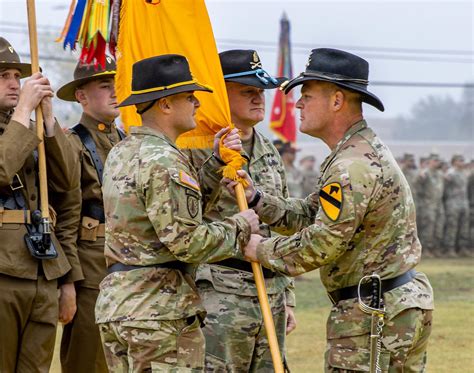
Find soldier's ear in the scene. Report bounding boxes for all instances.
[75,88,86,104]
[333,90,344,112]
[157,97,171,113]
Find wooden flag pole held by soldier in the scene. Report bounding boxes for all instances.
[26,0,51,231]
[57,2,283,371]
[235,184,284,373]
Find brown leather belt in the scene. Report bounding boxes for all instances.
[0,208,31,225]
[97,224,105,237]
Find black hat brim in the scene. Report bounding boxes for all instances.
[118,83,213,108]
[283,75,385,112]
[0,62,32,79]
[57,72,116,102]
[225,76,287,90]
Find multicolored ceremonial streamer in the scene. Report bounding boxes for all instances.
[57,0,112,67]
[116,0,247,180]
[270,13,297,143]
[58,0,246,181]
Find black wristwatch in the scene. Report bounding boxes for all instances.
[248,189,262,208]
[212,152,226,166]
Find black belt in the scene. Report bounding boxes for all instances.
[216,258,276,278]
[328,269,417,304]
[108,261,184,274]
[82,203,105,223]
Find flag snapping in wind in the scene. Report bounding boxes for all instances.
[270,13,296,143]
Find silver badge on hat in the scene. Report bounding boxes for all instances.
[8,46,14,54]
[106,56,112,64]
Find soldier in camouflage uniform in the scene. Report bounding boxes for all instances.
[442,154,470,257]
[278,142,304,198]
[229,49,434,372]
[400,153,418,200]
[56,57,122,373]
[94,54,260,372]
[300,155,320,198]
[415,153,444,258]
[468,160,474,255]
[186,49,295,372]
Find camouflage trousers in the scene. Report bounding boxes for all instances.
[98,316,205,372]
[443,203,470,251]
[197,281,287,372]
[325,307,432,372]
[417,207,437,251]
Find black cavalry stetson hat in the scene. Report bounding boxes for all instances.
[282,48,384,111]
[220,49,286,90]
[0,37,32,78]
[57,56,117,102]
[118,54,212,107]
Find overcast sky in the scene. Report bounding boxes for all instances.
[0,0,472,119]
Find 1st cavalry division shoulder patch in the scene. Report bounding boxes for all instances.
[319,182,343,221]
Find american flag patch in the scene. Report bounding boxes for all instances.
[179,170,200,192]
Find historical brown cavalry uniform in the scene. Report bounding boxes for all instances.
[56,58,124,373]
[0,37,79,372]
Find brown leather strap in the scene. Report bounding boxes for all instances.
[0,208,31,225]
[97,223,105,237]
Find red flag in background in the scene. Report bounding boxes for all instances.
[270,12,296,143]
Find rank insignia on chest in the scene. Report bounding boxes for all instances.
[179,170,200,191]
[319,182,343,221]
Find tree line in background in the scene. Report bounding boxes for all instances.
[393,85,473,140]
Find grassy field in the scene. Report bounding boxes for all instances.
[286,258,474,372]
[50,258,474,372]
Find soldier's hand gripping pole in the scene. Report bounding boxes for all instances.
[26,0,54,254]
[235,183,284,373]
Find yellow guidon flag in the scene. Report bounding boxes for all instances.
[115,0,245,181]
[319,182,343,221]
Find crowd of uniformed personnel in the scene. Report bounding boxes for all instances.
[399,153,474,258]
[1,32,439,373]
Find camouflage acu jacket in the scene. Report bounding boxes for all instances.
[444,168,468,205]
[187,130,294,304]
[254,120,434,318]
[95,126,251,323]
[415,169,444,210]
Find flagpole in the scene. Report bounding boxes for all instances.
[235,184,284,373]
[26,0,51,225]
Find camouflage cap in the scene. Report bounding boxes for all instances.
[451,154,465,163]
[428,153,440,161]
[300,155,316,163]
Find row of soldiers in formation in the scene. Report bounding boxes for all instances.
[273,144,474,260]
[399,153,474,258]
[0,34,434,373]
